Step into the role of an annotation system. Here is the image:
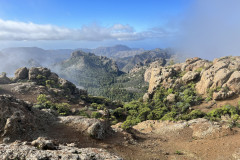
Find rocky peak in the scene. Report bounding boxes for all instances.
[144,56,240,101]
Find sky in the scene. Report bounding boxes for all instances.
[0,0,191,49]
[0,0,240,59]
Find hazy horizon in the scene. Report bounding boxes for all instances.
[0,0,240,59]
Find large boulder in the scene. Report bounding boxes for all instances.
[14,67,29,81]
[60,116,113,140]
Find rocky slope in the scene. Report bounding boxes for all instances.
[145,56,240,102]
[0,67,123,159]
[0,95,121,159]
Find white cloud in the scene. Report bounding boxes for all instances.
[178,0,240,59]
[0,19,170,41]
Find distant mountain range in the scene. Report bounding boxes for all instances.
[0,45,166,75]
[0,45,177,97]
[116,48,174,72]
[77,44,145,58]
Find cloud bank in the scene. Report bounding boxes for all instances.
[179,0,240,59]
[0,19,170,41]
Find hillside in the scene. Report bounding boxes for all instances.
[53,50,121,95]
[53,49,171,102]
[116,48,173,72]
[100,59,168,102]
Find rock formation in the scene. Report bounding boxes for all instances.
[0,95,57,142]
[144,56,240,101]
[0,138,122,160]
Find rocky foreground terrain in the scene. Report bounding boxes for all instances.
[1,56,240,159]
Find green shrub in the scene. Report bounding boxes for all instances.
[161,111,177,121]
[206,105,239,121]
[55,103,71,116]
[180,110,205,120]
[45,80,58,88]
[79,110,90,117]
[113,107,125,118]
[91,111,103,119]
[121,118,141,130]
[110,115,118,125]
[175,150,183,155]
[37,94,48,104]
[36,94,71,116]
[36,75,47,85]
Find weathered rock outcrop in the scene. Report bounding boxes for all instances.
[14,67,29,81]
[60,116,113,140]
[0,72,11,84]
[0,138,122,160]
[0,95,57,142]
[144,56,240,101]
[12,67,88,97]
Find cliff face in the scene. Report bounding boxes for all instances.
[145,56,240,101]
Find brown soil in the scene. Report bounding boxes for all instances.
[45,120,240,160]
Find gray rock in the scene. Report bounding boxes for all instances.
[166,93,176,103]
[28,67,51,80]
[14,67,29,80]
[0,72,11,84]
[182,71,199,83]
[31,137,57,150]
[0,139,122,160]
[0,95,57,142]
[226,71,240,93]
[60,116,113,140]
[213,90,235,100]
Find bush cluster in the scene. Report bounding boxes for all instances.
[119,82,205,129]
[35,94,71,115]
[206,105,240,121]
